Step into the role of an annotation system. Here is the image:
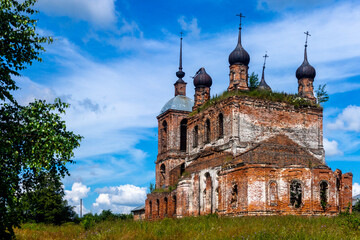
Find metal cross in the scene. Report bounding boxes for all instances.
[236,13,245,28]
[263,52,269,67]
[180,31,183,39]
[304,31,311,46]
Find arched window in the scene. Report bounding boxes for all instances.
[180,163,185,176]
[269,181,277,206]
[205,119,211,143]
[218,113,224,139]
[180,119,187,151]
[173,195,177,216]
[230,184,238,208]
[193,125,199,148]
[156,199,160,216]
[290,180,302,208]
[320,181,329,210]
[160,164,166,188]
[204,172,213,213]
[149,201,152,218]
[162,121,168,152]
[164,197,168,216]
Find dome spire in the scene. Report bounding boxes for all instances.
[176,32,185,82]
[174,32,187,96]
[258,52,271,91]
[236,13,245,46]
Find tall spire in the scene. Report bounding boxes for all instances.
[174,32,187,96]
[236,13,245,46]
[176,32,185,83]
[258,52,271,91]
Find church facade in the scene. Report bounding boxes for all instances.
[144,20,353,219]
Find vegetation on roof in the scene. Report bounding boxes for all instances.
[190,89,320,116]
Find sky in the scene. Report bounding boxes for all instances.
[13,0,360,214]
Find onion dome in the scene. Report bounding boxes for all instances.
[258,68,271,91]
[193,67,212,88]
[228,26,250,66]
[257,53,271,91]
[296,44,316,80]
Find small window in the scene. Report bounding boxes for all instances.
[180,119,187,151]
[320,181,329,210]
[173,196,177,216]
[218,113,224,138]
[193,125,199,148]
[162,121,168,151]
[164,197,168,216]
[160,164,166,188]
[290,180,302,208]
[269,181,277,206]
[230,184,238,208]
[205,119,211,143]
[180,163,185,176]
[149,201,152,217]
[156,199,160,216]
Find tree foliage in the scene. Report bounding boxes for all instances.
[316,84,329,104]
[248,72,259,90]
[0,1,82,238]
[0,99,82,238]
[0,0,52,102]
[21,169,76,225]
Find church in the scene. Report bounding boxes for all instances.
[143,16,353,219]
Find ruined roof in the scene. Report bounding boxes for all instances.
[159,95,194,115]
[131,205,145,212]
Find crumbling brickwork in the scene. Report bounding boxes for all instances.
[145,96,352,220]
[143,25,352,220]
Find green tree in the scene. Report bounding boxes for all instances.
[0,0,52,102]
[315,84,329,104]
[249,72,259,90]
[354,199,360,212]
[21,169,76,225]
[0,99,82,237]
[0,1,81,238]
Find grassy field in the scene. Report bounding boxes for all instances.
[15,214,360,240]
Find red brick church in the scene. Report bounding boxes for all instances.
[143,16,352,219]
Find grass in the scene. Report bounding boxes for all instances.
[15,214,360,240]
[190,89,320,116]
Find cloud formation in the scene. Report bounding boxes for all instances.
[323,138,342,156]
[328,105,360,132]
[64,182,91,215]
[37,0,117,27]
[353,182,360,197]
[93,184,147,213]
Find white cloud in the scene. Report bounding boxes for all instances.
[64,182,91,215]
[178,16,201,38]
[65,182,90,205]
[37,0,117,27]
[323,138,343,156]
[328,105,360,132]
[353,182,360,197]
[257,0,337,11]
[93,184,147,213]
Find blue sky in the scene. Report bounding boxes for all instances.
[15,0,360,214]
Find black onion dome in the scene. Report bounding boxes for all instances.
[193,67,212,88]
[228,27,250,66]
[258,67,271,91]
[296,46,316,80]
